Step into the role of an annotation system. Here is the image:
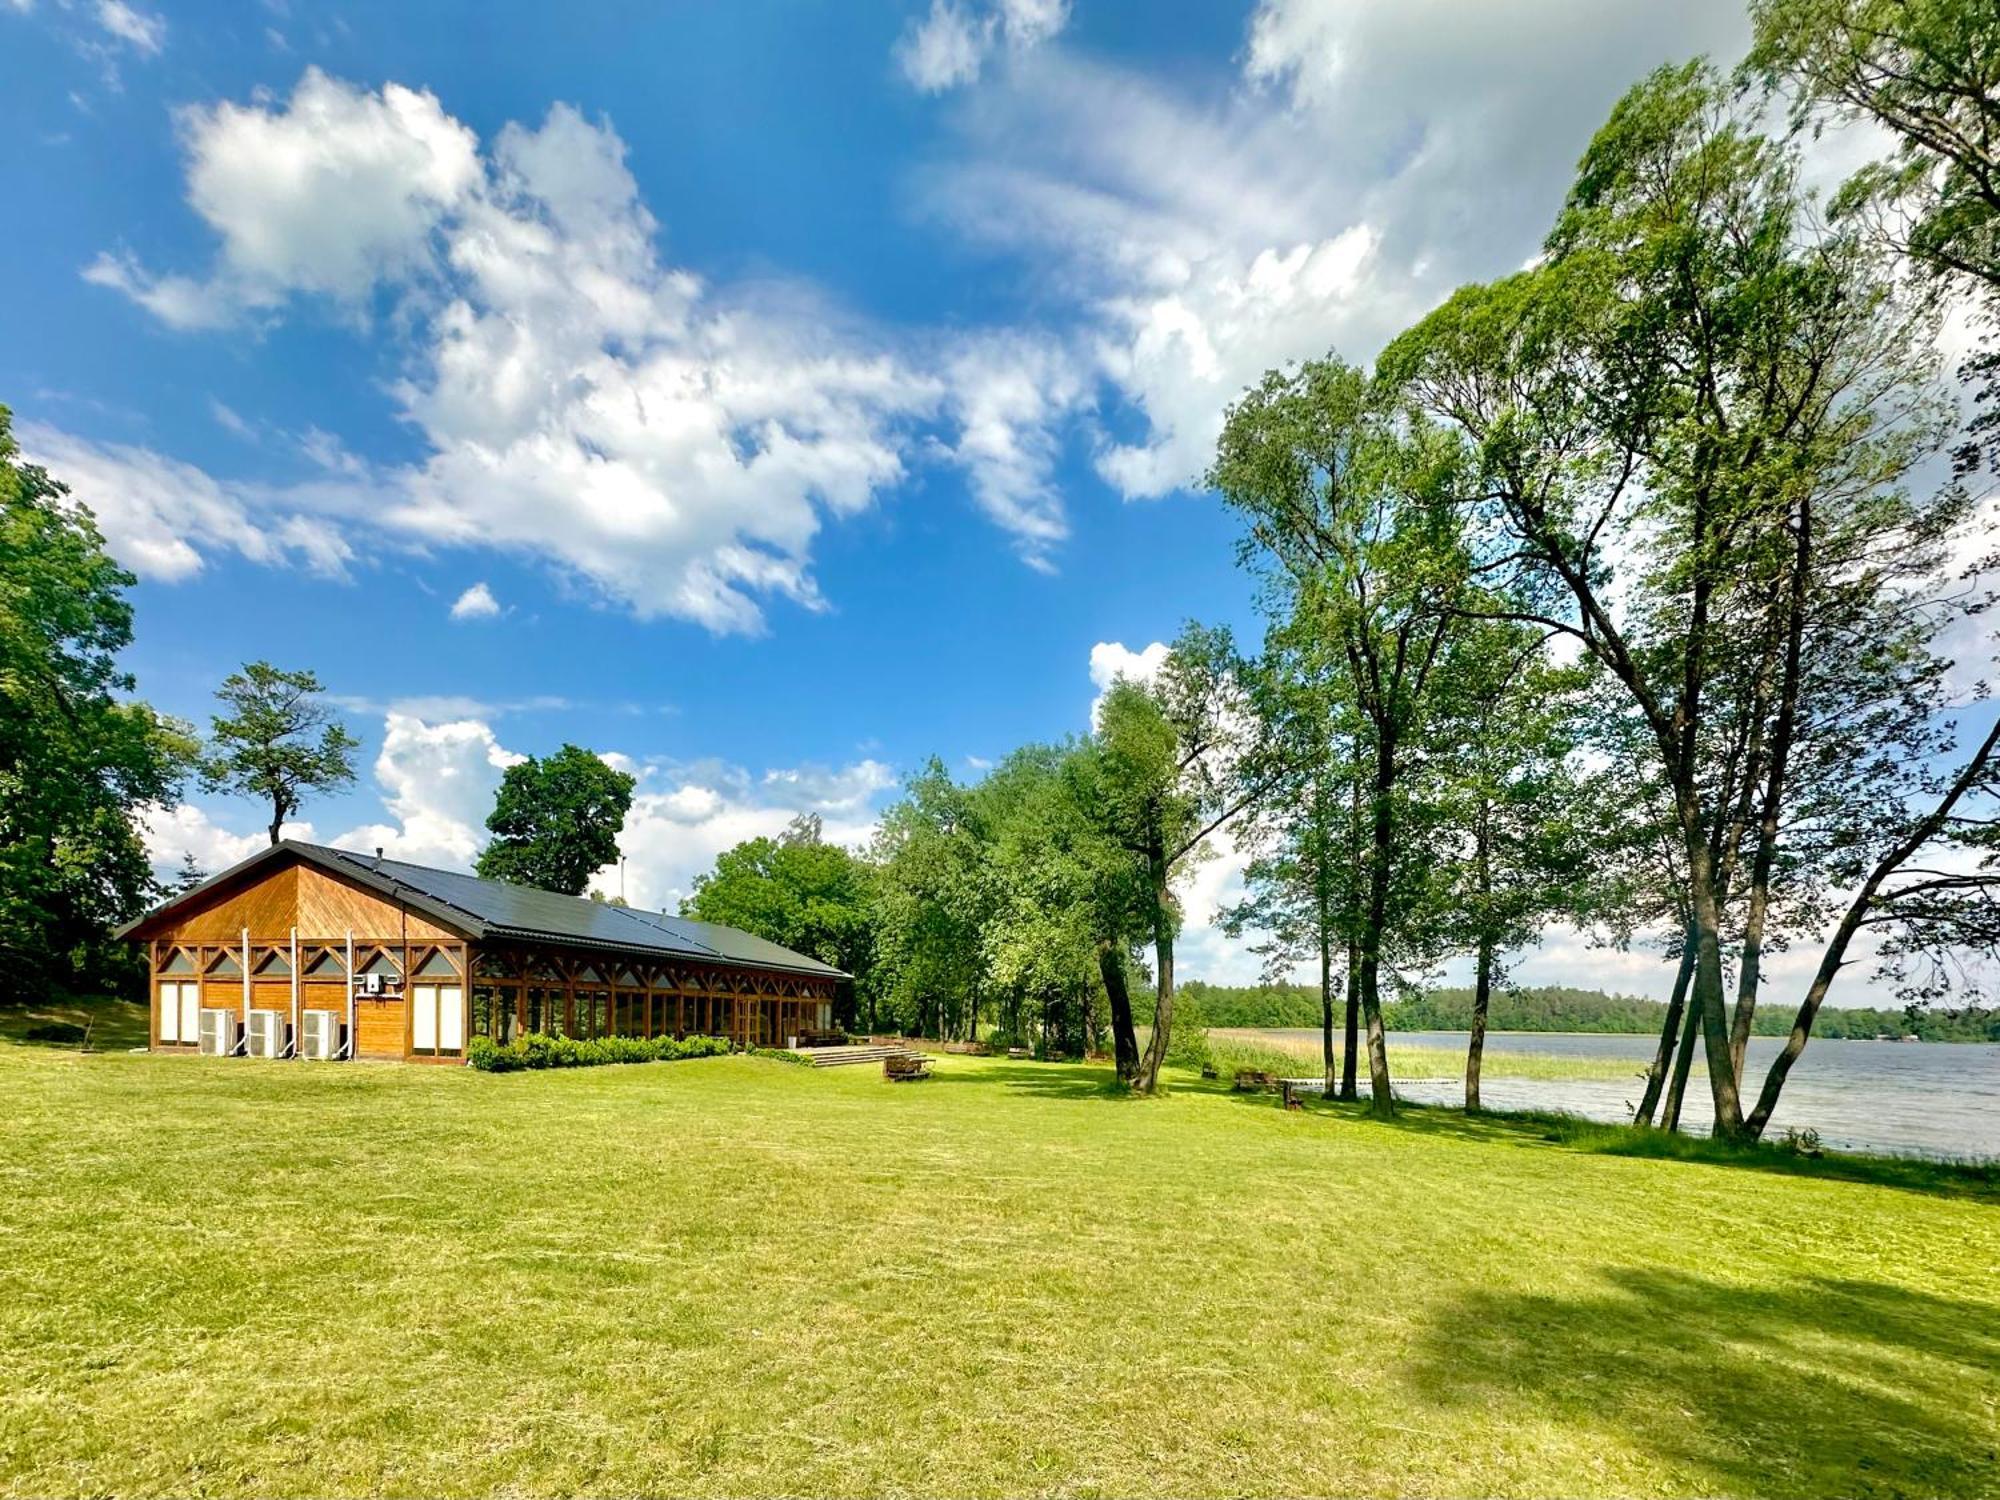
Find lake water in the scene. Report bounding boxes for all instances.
[1248,1028,2000,1161]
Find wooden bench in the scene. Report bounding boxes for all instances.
[1233,1068,1279,1093]
[796,1028,848,1049]
[884,1053,933,1082]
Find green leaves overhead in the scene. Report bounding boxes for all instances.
[0,405,193,1002]
[475,743,636,897]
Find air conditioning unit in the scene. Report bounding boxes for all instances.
[198,1009,236,1056]
[362,971,384,996]
[246,1009,288,1058]
[301,1010,343,1061]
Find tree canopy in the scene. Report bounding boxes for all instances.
[475,744,636,896]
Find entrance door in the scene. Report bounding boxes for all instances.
[410,984,464,1058]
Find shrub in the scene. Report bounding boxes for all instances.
[466,1031,733,1073]
[748,1046,815,1067]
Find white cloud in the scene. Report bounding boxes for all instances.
[140,803,309,878]
[1087,638,1169,725]
[609,757,891,911]
[333,713,525,869]
[91,75,1101,629]
[448,580,501,620]
[937,331,1089,568]
[17,420,355,581]
[895,0,1068,93]
[93,0,162,53]
[919,0,1751,500]
[108,68,478,320]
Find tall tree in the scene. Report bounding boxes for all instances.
[1211,360,1472,1118]
[0,405,193,1002]
[475,744,635,896]
[683,813,876,1024]
[1429,620,1596,1111]
[1221,624,1364,1095]
[200,662,359,846]
[1385,62,1998,1138]
[1073,625,1269,1094]
[870,758,992,1039]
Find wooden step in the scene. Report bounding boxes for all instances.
[795,1044,925,1068]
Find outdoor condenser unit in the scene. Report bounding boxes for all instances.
[245,1009,287,1058]
[301,1010,342,1061]
[197,1009,236,1056]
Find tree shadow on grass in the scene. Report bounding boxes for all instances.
[1402,1266,2000,1497]
[926,1062,1132,1102]
[1263,1093,2000,1204]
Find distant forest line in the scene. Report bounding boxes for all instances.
[1179,982,2000,1043]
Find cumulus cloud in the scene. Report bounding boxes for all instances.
[81,72,1088,627]
[92,68,478,323]
[919,0,1750,500]
[1087,638,1169,725]
[141,803,307,878]
[143,712,899,920]
[895,0,1069,93]
[449,581,501,621]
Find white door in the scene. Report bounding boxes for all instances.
[411,984,464,1055]
[437,985,463,1052]
[159,981,199,1044]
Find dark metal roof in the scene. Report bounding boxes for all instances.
[118,839,848,980]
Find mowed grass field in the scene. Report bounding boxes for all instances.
[3,1043,1997,1497]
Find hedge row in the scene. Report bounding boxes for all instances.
[466,1031,734,1073]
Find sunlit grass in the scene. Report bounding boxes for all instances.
[1205,1027,1642,1081]
[1,1043,1994,1497]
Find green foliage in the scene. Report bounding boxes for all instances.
[0,406,193,1004]
[1184,978,2000,1041]
[199,662,358,844]
[465,1030,731,1072]
[683,814,874,1018]
[475,743,636,896]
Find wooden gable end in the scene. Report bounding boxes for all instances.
[158,864,301,942]
[140,853,468,945]
[296,864,462,942]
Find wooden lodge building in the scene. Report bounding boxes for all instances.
[119,840,845,1063]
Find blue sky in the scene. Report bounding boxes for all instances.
[5,0,1804,990]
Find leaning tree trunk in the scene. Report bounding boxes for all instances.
[1098,939,1139,1082]
[1682,820,1746,1138]
[1636,927,1697,1126]
[1661,978,1705,1133]
[1132,844,1175,1094]
[1466,936,1493,1113]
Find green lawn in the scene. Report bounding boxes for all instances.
[1205,1027,1644,1081]
[2,1044,1996,1497]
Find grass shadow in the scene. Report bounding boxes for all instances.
[1348,1097,2000,1202]
[926,1061,1132,1102]
[1403,1265,2000,1496]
